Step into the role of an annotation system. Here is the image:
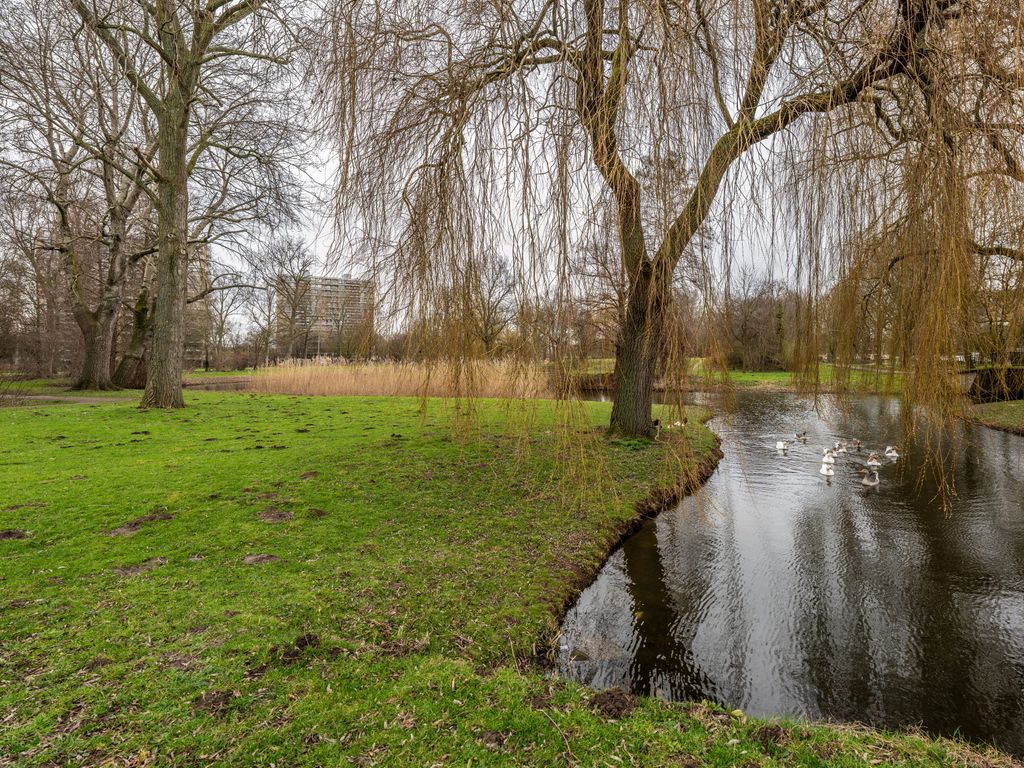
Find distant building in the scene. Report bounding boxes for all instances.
[273,273,374,358]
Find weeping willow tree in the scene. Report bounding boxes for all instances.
[323,0,1022,437]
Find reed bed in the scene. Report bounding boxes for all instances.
[248,360,556,400]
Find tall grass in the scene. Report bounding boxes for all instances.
[249,360,555,400]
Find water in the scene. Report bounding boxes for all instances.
[561,392,1024,756]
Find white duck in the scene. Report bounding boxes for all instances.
[884,445,901,460]
[820,462,835,476]
[821,449,836,465]
[858,468,880,487]
[776,440,791,452]
[865,452,882,468]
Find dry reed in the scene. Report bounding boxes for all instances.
[248,360,555,400]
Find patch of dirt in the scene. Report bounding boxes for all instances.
[163,653,200,671]
[300,470,319,479]
[0,529,30,540]
[82,655,114,671]
[269,633,321,664]
[296,428,310,433]
[192,689,237,715]
[242,553,279,565]
[4,501,48,512]
[589,688,637,719]
[306,508,328,518]
[480,731,507,750]
[3,598,34,611]
[753,724,790,752]
[105,510,174,537]
[526,691,552,710]
[115,556,167,576]
[259,507,293,523]
[188,553,205,561]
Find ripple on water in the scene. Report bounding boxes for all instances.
[560,392,1024,757]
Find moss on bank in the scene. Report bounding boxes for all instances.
[0,393,1015,766]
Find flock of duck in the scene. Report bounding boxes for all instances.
[775,432,901,486]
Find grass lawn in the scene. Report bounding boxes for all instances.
[972,400,1024,435]
[0,393,1012,766]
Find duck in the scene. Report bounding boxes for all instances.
[851,438,862,452]
[834,441,848,454]
[821,449,836,465]
[820,462,835,476]
[884,445,900,460]
[776,440,791,452]
[858,468,880,486]
[793,431,808,442]
[865,452,882,468]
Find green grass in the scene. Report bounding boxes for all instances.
[689,362,902,393]
[0,393,1011,767]
[972,400,1024,434]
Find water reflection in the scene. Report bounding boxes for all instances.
[561,393,1024,756]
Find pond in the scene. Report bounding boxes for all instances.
[560,392,1024,756]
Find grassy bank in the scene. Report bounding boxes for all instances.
[0,394,1013,767]
[971,401,1024,435]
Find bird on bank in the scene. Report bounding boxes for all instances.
[858,468,880,487]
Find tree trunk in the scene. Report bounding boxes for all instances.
[73,308,118,390]
[141,101,189,408]
[609,264,665,437]
[113,286,152,389]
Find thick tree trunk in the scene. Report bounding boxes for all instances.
[113,286,152,389]
[609,264,665,437]
[141,101,189,408]
[73,308,118,390]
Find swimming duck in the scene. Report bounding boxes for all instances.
[851,439,862,452]
[820,462,835,476]
[858,468,880,486]
[776,440,791,452]
[821,449,836,465]
[884,446,900,460]
[865,452,882,468]
[834,441,848,454]
[793,431,807,442]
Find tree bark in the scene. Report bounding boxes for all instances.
[609,262,665,437]
[141,98,190,408]
[73,307,118,390]
[113,284,153,389]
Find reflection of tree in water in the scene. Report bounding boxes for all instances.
[620,520,719,702]
[786,412,1024,752]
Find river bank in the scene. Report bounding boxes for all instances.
[1,393,1016,766]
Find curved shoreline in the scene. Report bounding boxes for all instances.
[539,429,725,667]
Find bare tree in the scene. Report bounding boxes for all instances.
[72,0,301,407]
